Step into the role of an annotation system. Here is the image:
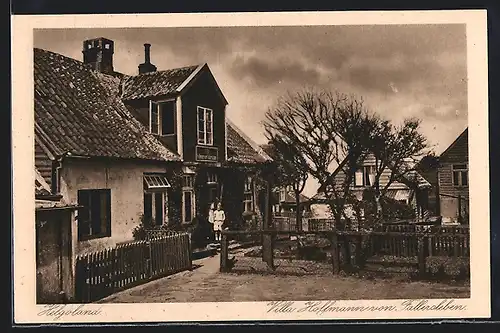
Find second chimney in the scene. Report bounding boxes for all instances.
[138,43,157,74]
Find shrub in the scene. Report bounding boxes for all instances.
[426,256,470,280]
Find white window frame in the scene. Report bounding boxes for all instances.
[207,172,218,184]
[149,99,176,136]
[144,191,167,226]
[243,193,254,212]
[354,166,374,187]
[243,176,254,212]
[197,106,214,146]
[149,100,160,135]
[452,164,468,187]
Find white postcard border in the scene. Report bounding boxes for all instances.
[12,10,490,323]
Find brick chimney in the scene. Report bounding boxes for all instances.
[82,37,115,75]
[138,43,157,74]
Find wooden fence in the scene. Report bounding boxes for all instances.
[220,228,470,276]
[308,218,335,231]
[75,233,191,303]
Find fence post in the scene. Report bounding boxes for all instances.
[355,234,364,270]
[417,236,427,278]
[262,231,275,270]
[147,240,153,279]
[220,232,230,273]
[453,235,460,257]
[330,232,340,274]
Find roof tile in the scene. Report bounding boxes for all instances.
[34,48,180,162]
[121,65,200,101]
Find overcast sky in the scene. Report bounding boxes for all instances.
[34,25,468,196]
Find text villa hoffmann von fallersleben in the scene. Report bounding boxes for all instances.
[267,300,467,315]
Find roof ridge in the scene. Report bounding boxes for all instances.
[134,63,202,76]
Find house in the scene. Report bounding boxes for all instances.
[415,154,441,217]
[311,153,432,224]
[34,37,272,255]
[437,128,469,224]
[35,168,79,303]
[272,186,311,217]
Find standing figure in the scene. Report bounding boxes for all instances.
[208,203,215,241]
[213,202,226,242]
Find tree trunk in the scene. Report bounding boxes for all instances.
[375,194,382,220]
[295,190,302,231]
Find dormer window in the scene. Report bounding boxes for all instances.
[197,106,213,145]
[149,100,176,136]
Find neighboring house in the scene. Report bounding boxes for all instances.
[311,153,432,221]
[415,155,441,217]
[34,37,272,255]
[437,128,469,224]
[35,168,79,303]
[271,186,311,216]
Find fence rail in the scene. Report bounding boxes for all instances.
[75,233,191,303]
[220,228,469,277]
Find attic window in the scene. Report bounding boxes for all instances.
[149,100,175,136]
[143,174,171,191]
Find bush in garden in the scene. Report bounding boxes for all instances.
[426,256,470,280]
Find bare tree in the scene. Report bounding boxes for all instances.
[262,137,308,231]
[263,88,377,229]
[369,117,429,219]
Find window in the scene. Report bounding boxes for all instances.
[207,172,218,184]
[244,176,253,192]
[243,176,254,212]
[150,102,159,135]
[354,166,374,187]
[182,175,194,188]
[143,192,166,226]
[243,193,253,212]
[279,188,286,202]
[452,164,468,187]
[150,100,176,135]
[77,189,111,240]
[182,175,195,223]
[143,174,170,226]
[197,106,214,145]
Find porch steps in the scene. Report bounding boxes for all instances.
[360,255,419,278]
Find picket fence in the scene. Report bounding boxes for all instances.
[75,233,191,302]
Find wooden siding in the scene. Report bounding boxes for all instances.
[332,153,410,193]
[35,139,53,186]
[438,130,468,197]
[438,129,468,221]
[181,70,226,163]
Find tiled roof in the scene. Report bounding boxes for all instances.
[34,48,180,162]
[121,65,200,100]
[226,120,273,165]
[281,190,310,204]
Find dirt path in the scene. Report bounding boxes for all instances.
[98,250,470,303]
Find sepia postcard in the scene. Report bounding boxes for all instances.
[11,10,490,324]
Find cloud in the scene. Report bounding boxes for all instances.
[34,24,469,194]
[229,55,323,88]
